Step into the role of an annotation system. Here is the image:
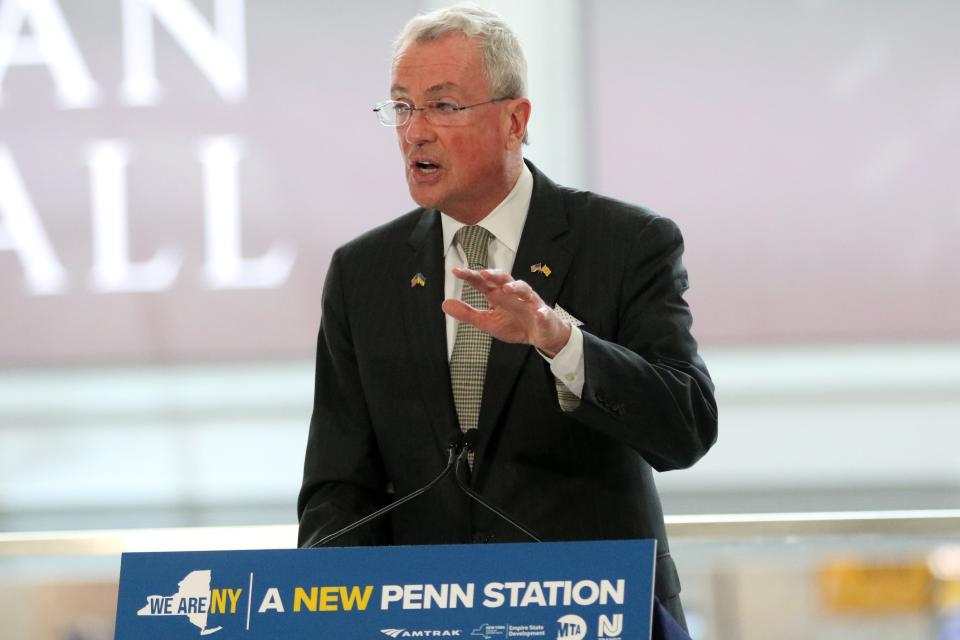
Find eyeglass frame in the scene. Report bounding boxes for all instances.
[372,97,513,127]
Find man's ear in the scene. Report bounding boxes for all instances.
[504,98,532,149]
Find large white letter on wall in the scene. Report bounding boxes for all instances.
[198,135,295,289]
[86,140,182,293]
[121,0,246,106]
[0,146,67,293]
[0,0,100,108]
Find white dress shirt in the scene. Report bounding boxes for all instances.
[440,165,585,398]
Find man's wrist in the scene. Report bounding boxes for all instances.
[538,321,572,358]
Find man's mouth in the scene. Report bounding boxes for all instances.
[414,161,439,174]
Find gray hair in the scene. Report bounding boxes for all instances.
[393,3,529,101]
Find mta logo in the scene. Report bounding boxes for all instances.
[556,614,587,640]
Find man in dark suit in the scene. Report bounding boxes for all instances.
[297,5,717,629]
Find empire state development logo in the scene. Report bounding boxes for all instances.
[137,569,239,636]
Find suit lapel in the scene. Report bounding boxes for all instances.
[473,162,576,468]
[401,209,461,449]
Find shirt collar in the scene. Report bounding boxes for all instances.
[441,163,533,257]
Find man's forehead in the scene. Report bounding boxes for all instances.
[391,56,472,79]
[390,34,485,92]
[390,80,461,96]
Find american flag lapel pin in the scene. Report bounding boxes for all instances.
[530,263,552,277]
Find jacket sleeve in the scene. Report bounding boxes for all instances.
[572,216,718,471]
[296,248,392,547]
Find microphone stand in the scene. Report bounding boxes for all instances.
[311,440,460,547]
[453,431,542,543]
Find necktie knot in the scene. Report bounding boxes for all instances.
[456,225,492,269]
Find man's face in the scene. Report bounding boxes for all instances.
[390,32,519,221]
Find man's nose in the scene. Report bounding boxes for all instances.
[402,109,436,145]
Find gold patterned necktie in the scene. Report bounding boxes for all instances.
[449,225,493,466]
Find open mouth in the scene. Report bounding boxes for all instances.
[413,161,439,174]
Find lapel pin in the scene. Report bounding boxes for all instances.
[530,263,552,277]
[410,272,426,288]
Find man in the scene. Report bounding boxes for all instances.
[297,5,717,629]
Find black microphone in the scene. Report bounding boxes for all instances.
[310,434,463,547]
[454,429,542,543]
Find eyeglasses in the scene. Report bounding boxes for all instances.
[373,98,511,127]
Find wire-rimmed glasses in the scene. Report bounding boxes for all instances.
[373,98,511,127]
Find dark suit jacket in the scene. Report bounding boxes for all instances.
[297,160,718,612]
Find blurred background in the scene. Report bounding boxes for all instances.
[0,0,957,638]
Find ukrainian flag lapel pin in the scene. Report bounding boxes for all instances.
[410,272,426,288]
[530,263,552,277]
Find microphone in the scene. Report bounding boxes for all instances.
[454,429,542,543]
[310,434,463,547]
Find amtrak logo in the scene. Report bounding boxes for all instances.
[381,628,462,637]
[556,614,587,640]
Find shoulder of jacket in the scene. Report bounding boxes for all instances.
[557,184,671,233]
[334,207,426,260]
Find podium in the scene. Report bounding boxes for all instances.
[114,539,658,639]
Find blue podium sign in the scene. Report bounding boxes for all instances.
[114,539,655,640]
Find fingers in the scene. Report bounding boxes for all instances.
[451,267,510,292]
[441,298,480,323]
[451,268,540,305]
[442,298,503,337]
[478,269,513,286]
[443,271,564,349]
[504,278,535,302]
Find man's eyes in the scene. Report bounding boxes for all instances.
[390,100,462,114]
[430,101,460,113]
